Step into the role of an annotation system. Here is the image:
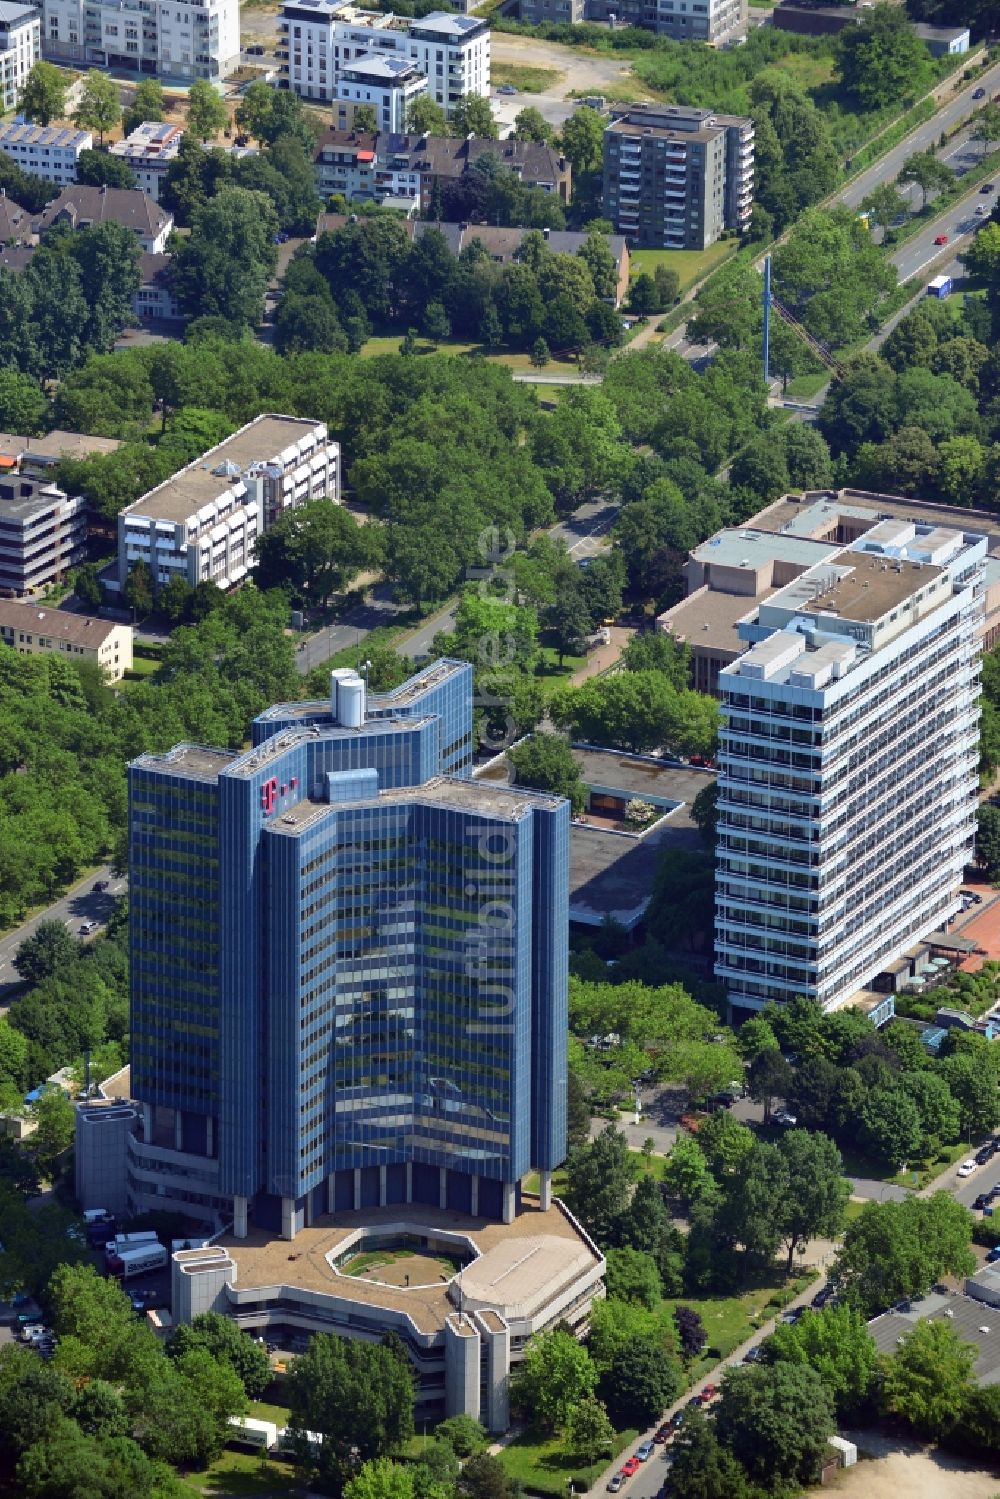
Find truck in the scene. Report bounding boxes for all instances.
[106,1243,168,1280]
[228,1417,279,1451]
[106,1231,159,1257]
[928,275,953,299]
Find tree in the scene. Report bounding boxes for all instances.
[166,1311,271,1398]
[286,1333,414,1481]
[660,1134,712,1205]
[897,149,954,210]
[169,187,278,328]
[17,62,66,125]
[839,4,932,110]
[716,1362,835,1487]
[451,96,497,140]
[435,1415,488,1459]
[507,733,586,812]
[973,101,1000,158]
[560,108,604,178]
[946,1383,1000,1460]
[253,499,370,606]
[976,801,1000,878]
[833,1193,975,1317]
[76,149,137,190]
[674,1306,707,1361]
[530,337,550,369]
[882,1318,976,1438]
[344,1458,414,1499]
[73,72,121,145]
[564,1125,637,1246]
[765,1303,877,1418]
[858,1086,923,1167]
[123,559,153,618]
[187,78,227,142]
[406,95,447,136]
[514,106,553,144]
[421,300,450,343]
[30,1088,75,1175]
[747,1048,792,1122]
[352,103,379,133]
[510,1329,596,1432]
[123,78,165,138]
[696,1111,754,1180]
[565,1395,614,1462]
[457,1453,517,1499]
[668,1411,749,1499]
[963,220,1000,283]
[14,920,78,985]
[605,1248,662,1309]
[861,181,908,239]
[598,1337,681,1428]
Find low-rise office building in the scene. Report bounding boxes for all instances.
[279,0,488,112]
[133,252,183,324]
[34,184,173,253]
[603,104,753,249]
[580,0,746,43]
[37,0,240,81]
[0,120,91,184]
[114,414,339,594]
[0,477,87,595]
[109,121,184,201]
[0,598,133,678]
[0,2,39,111]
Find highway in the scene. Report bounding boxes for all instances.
[837,58,1000,211]
[0,864,124,1012]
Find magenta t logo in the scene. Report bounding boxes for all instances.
[261,776,279,815]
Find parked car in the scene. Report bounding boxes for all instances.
[79,920,99,935]
[958,1159,978,1177]
[974,87,986,99]
[621,1457,641,1476]
[637,1442,655,1462]
[974,1194,991,1210]
[987,1245,1000,1264]
[497,83,517,95]
[812,1286,836,1308]
[976,1148,992,1165]
[773,1109,798,1127]
[607,1476,624,1493]
[653,1426,671,1444]
[700,1384,718,1404]
[743,1344,764,1364]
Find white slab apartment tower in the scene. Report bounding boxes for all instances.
[714,518,984,1016]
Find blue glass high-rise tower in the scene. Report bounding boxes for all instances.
[127,660,569,1238]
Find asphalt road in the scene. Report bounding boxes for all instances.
[294,583,405,676]
[838,59,1000,211]
[889,175,996,283]
[0,864,124,1012]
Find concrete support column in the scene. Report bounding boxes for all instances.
[206,1117,214,1159]
[281,1196,296,1241]
[379,1165,387,1207]
[502,1182,515,1225]
[174,1110,183,1151]
[233,1194,248,1239]
[327,1174,337,1215]
[439,1167,448,1210]
[405,1162,413,1203]
[353,1168,362,1211]
[305,1191,315,1228]
[444,1315,481,1422]
[470,1176,479,1218]
[142,1103,152,1141]
[538,1170,552,1212]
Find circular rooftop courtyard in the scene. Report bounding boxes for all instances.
[329,1228,478,1291]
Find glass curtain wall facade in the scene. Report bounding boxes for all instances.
[128,660,568,1237]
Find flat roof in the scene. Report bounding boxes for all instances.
[123,415,325,524]
[658,583,778,654]
[215,1198,599,1337]
[257,660,469,725]
[693,528,835,571]
[265,773,562,836]
[769,549,944,625]
[869,1291,1000,1386]
[751,489,1000,548]
[570,747,712,804]
[0,429,121,463]
[132,743,237,782]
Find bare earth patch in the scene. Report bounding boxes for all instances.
[807,1431,999,1499]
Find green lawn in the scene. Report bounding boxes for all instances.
[629,240,737,295]
[246,1399,292,1426]
[659,1273,817,1382]
[783,370,830,401]
[498,1425,639,1496]
[121,654,160,683]
[535,643,588,694]
[175,1450,299,1497]
[492,61,564,93]
[358,333,580,377]
[771,51,835,91]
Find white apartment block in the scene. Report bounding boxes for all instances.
[38,0,239,82]
[0,121,91,183]
[115,415,339,594]
[0,2,39,111]
[715,519,984,1017]
[279,0,489,113]
[334,54,425,134]
[110,120,183,200]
